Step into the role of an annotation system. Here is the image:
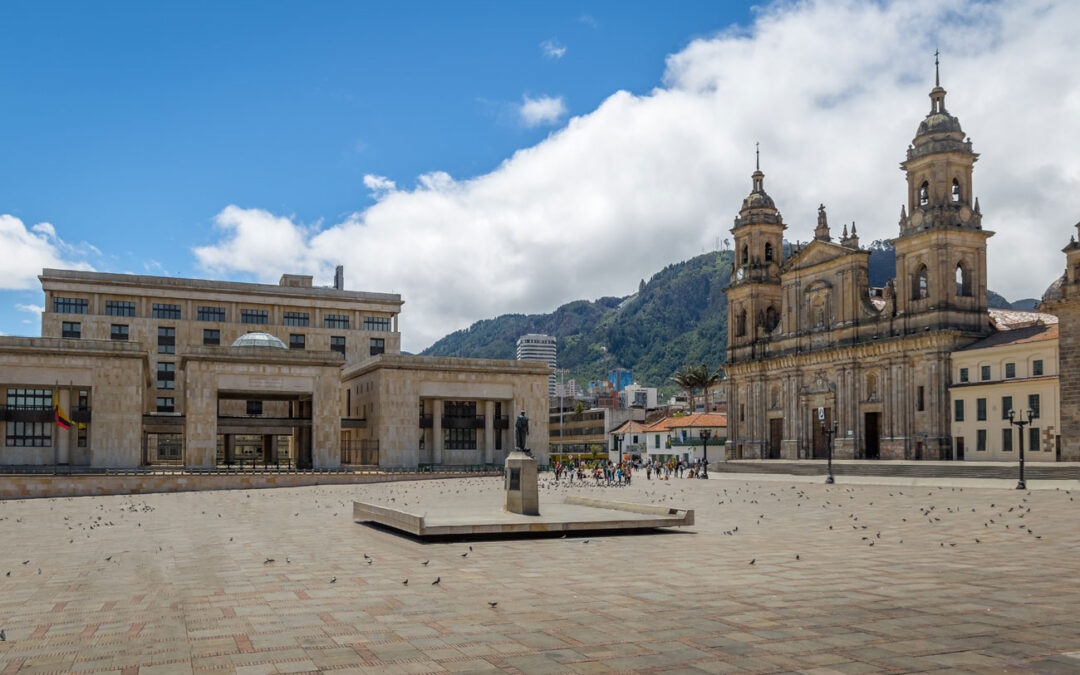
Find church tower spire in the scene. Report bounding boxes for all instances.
[891,54,992,336]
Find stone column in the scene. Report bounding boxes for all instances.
[484,400,495,464]
[432,399,443,465]
[183,366,217,469]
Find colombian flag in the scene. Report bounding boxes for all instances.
[54,392,73,430]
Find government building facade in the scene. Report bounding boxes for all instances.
[0,269,550,469]
[724,70,1019,461]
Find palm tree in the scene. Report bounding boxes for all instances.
[670,366,700,413]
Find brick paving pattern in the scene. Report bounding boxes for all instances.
[0,475,1078,673]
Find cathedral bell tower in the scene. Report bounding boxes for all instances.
[726,146,786,364]
[892,54,992,334]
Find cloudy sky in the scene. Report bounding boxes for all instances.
[2,1,1078,350]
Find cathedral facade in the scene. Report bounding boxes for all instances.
[724,70,994,461]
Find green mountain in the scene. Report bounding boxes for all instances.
[422,240,1030,394]
[422,250,733,393]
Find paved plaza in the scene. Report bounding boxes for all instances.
[1,474,1079,674]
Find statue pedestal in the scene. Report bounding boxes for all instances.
[504,450,539,516]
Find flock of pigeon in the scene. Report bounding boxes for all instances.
[0,474,1073,645]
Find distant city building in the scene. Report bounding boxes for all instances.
[516,333,557,396]
[555,378,577,399]
[608,368,632,391]
[622,383,658,409]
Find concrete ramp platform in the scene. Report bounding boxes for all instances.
[353,495,694,538]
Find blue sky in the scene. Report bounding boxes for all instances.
[2,1,1079,351]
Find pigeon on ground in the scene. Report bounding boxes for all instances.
[432,577,441,585]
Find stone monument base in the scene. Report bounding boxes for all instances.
[504,449,539,515]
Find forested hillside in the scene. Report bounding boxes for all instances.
[422,240,1031,393]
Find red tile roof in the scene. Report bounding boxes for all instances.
[647,413,727,431]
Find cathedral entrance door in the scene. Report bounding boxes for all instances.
[768,419,782,459]
[864,412,881,460]
[811,407,831,459]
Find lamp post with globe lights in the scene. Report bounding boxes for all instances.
[1007,408,1037,490]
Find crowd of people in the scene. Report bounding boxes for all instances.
[550,457,710,485]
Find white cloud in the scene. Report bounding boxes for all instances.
[540,38,566,59]
[363,174,397,198]
[16,303,44,316]
[0,215,94,290]
[518,94,567,127]
[193,0,1080,353]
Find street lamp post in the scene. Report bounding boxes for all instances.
[821,419,838,484]
[699,429,711,479]
[1007,408,1037,490]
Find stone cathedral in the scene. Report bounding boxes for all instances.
[724,67,994,461]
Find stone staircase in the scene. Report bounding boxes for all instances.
[715,460,1080,480]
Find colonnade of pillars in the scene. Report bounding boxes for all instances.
[427,398,506,465]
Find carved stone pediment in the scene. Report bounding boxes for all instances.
[783,240,857,272]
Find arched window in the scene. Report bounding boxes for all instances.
[765,306,779,331]
[736,309,747,337]
[955,262,972,297]
[919,181,929,206]
[951,179,961,203]
[913,264,929,300]
[764,242,773,262]
[741,245,748,265]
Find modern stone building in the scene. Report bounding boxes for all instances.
[1,269,549,469]
[725,67,1000,461]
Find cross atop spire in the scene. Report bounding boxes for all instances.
[934,49,940,87]
[755,142,760,171]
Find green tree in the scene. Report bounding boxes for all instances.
[700,365,722,412]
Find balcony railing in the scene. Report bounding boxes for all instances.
[0,405,55,423]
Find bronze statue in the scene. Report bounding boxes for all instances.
[515,411,529,452]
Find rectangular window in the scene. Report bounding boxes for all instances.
[62,321,81,339]
[246,400,262,416]
[976,398,986,421]
[110,324,129,341]
[1033,359,1044,376]
[77,425,87,447]
[444,427,477,450]
[981,365,991,381]
[1028,394,1041,418]
[363,316,391,331]
[655,435,660,448]
[197,306,225,322]
[156,397,175,413]
[1005,362,1016,379]
[203,329,220,346]
[1002,396,1012,420]
[324,314,349,329]
[289,334,305,350]
[959,367,969,383]
[157,327,176,354]
[4,389,52,447]
[976,429,987,451]
[156,362,175,389]
[1002,428,1013,452]
[369,337,385,356]
[241,309,268,324]
[330,336,345,355]
[1030,427,1041,452]
[152,303,181,319]
[283,311,310,326]
[917,386,925,411]
[954,399,964,422]
[53,297,87,314]
[105,300,135,317]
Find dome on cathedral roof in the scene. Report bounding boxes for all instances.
[917,110,964,137]
[231,332,288,349]
[741,190,776,211]
[1041,275,1065,304]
